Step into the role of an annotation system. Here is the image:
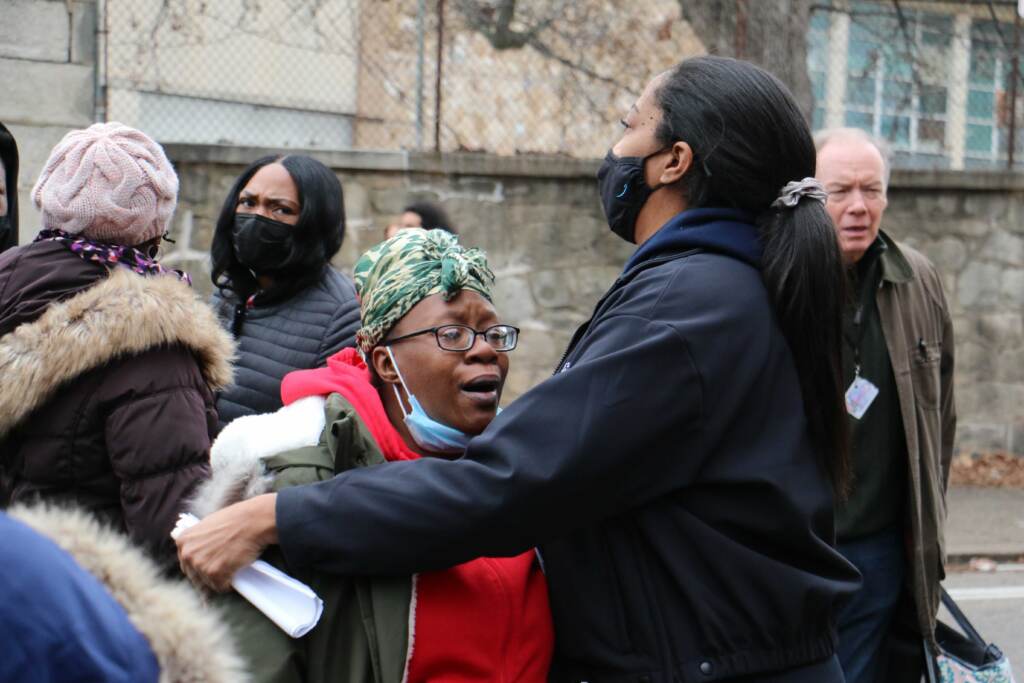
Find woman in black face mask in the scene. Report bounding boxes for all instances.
[183,58,859,683]
[210,155,360,431]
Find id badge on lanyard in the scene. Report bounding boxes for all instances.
[845,373,879,420]
[844,251,884,420]
[845,295,879,420]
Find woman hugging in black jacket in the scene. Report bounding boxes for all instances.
[181,57,861,683]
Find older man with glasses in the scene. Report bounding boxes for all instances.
[815,127,956,683]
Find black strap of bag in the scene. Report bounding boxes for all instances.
[940,586,988,645]
[924,585,1007,682]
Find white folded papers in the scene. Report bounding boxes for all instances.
[171,513,324,638]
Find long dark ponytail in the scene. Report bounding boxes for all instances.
[654,56,850,496]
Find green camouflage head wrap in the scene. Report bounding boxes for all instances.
[353,228,495,352]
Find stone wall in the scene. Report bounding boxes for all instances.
[159,145,1024,457]
[0,0,97,245]
[885,169,1024,456]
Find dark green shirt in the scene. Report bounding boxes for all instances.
[836,236,908,542]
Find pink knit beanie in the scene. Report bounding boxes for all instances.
[31,122,178,246]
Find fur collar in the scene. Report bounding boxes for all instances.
[186,396,420,680]
[189,396,326,519]
[0,267,235,438]
[9,504,249,683]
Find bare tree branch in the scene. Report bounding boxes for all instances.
[453,0,631,91]
[677,0,815,120]
[455,0,568,49]
[524,37,633,92]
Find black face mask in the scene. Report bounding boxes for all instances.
[596,149,665,243]
[232,213,294,274]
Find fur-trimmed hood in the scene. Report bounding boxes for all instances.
[0,266,234,438]
[8,504,249,683]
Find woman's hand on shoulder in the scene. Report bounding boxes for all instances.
[176,493,279,592]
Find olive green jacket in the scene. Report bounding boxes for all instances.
[192,394,414,683]
[875,232,956,646]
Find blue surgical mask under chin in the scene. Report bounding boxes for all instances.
[386,347,476,454]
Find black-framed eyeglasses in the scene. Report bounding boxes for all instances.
[382,324,520,352]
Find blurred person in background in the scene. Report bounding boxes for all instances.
[384,199,456,240]
[210,155,360,431]
[0,123,233,565]
[0,121,19,253]
[1,510,160,683]
[3,506,244,682]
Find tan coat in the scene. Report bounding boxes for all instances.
[875,231,956,645]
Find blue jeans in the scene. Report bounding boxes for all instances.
[836,527,906,683]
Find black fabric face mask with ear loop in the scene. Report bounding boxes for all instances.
[232,213,295,274]
[596,149,667,244]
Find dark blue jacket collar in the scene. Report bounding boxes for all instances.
[623,208,761,274]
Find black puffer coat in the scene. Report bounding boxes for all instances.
[0,241,235,562]
[212,267,360,431]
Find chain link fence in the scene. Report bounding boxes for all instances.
[101,0,694,157]
[104,0,364,149]
[809,0,1024,170]
[101,0,1024,169]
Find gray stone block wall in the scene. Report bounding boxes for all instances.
[886,170,1024,457]
[0,0,72,62]
[0,0,97,244]
[153,148,1024,459]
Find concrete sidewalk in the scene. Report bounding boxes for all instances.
[946,486,1024,561]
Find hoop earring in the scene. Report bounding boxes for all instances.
[146,244,160,260]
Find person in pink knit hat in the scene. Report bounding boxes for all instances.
[0,122,235,567]
[32,122,179,248]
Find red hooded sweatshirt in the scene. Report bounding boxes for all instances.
[281,348,553,682]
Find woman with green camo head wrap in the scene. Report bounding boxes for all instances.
[353,227,516,447]
[354,227,495,353]
[179,227,552,683]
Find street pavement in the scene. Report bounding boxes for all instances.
[946,487,1024,561]
[942,486,1024,674]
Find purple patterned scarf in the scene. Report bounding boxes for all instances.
[34,229,191,285]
